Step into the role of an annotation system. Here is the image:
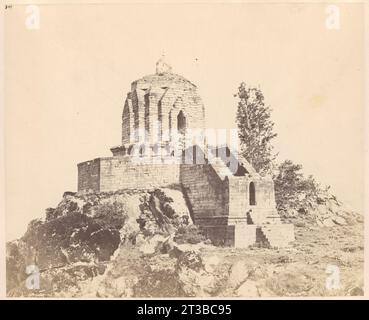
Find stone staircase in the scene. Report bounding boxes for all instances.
[235,154,257,176]
[210,157,233,179]
[256,227,270,247]
[248,209,294,248]
[258,224,295,247]
[183,145,295,249]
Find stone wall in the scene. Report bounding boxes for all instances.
[180,164,228,224]
[78,160,229,220]
[234,225,258,248]
[77,158,278,221]
[200,224,258,247]
[200,226,235,246]
[78,157,181,192]
[77,157,294,248]
[227,176,278,219]
[77,159,100,192]
[260,224,295,247]
[100,158,180,191]
[227,177,249,218]
[254,179,276,208]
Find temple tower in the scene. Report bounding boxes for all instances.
[111,58,205,159]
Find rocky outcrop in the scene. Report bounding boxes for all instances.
[6,187,193,296]
[278,189,363,227]
[6,186,363,297]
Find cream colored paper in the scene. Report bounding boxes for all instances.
[1,0,368,299]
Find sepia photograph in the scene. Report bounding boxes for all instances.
[1,0,367,301]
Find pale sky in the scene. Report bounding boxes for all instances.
[5,2,365,240]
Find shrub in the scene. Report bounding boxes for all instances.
[273,160,320,212]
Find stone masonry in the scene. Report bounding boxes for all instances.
[77,58,295,247]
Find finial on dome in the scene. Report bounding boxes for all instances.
[156,55,172,75]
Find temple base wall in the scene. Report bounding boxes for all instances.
[77,156,294,248]
[78,157,180,192]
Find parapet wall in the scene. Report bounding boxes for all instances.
[78,158,277,217]
[77,156,293,248]
[78,160,230,224]
[100,158,180,191]
[78,157,181,192]
[78,159,101,192]
[179,164,228,224]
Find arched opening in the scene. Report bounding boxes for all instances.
[157,100,162,142]
[152,143,159,156]
[144,93,150,140]
[177,110,186,134]
[249,182,256,206]
[177,110,186,154]
[122,102,131,144]
[127,145,133,155]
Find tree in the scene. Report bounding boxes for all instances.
[236,83,277,174]
[273,160,319,211]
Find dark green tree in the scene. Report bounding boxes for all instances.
[236,83,277,174]
[273,160,319,211]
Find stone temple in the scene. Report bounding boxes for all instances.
[77,58,294,247]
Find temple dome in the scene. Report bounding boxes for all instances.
[129,57,196,89]
[133,72,196,89]
[120,60,205,147]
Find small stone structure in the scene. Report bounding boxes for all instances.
[78,58,294,247]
